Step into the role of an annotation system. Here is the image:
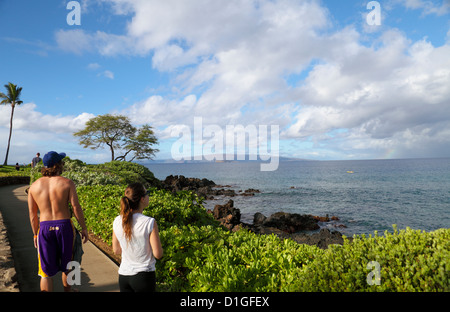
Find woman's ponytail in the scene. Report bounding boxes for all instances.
[120,196,133,242]
[120,183,146,242]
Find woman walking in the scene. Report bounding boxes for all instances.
[112,183,163,292]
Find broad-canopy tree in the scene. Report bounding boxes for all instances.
[0,82,23,166]
[74,114,159,161]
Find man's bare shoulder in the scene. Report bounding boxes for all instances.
[30,176,75,191]
[52,175,74,183]
[29,177,46,191]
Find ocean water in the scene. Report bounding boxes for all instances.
[146,158,450,236]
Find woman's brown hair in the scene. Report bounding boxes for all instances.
[120,183,146,242]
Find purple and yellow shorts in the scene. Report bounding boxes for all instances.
[37,219,75,278]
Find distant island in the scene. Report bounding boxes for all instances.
[141,155,311,164]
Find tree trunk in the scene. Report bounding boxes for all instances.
[3,104,15,166]
[109,143,115,161]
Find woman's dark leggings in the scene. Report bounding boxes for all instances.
[119,271,156,292]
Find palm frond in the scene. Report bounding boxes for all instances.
[1,82,23,105]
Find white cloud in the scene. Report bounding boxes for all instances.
[53,0,450,160]
[284,31,450,158]
[395,0,450,16]
[0,103,96,164]
[0,102,94,134]
[55,29,141,56]
[120,94,197,129]
[86,62,114,79]
[87,62,101,70]
[100,70,114,79]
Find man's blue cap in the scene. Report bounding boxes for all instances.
[43,151,66,168]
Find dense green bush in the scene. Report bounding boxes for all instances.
[139,222,319,292]
[75,183,450,292]
[144,189,218,230]
[64,159,122,186]
[296,226,450,292]
[93,161,161,188]
[75,185,218,245]
[63,160,449,292]
[184,229,320,292]
[29,158,160,187]
[157,225,228,291]
[76,185,122,245]
[29,157,120,185]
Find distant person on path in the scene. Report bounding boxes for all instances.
[31,153,41,168]
[112,183,163,292]
[28,151,88,292]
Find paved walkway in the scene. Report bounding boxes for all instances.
[0,184,119,292]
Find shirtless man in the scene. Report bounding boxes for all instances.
[28,151,88,292]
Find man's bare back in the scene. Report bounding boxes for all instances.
[28,176,73,221]
[28,176,88,244]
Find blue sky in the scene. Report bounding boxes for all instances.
[1,0,450,164]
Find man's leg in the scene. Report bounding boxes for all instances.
[60,220,78,292]
[62,272,70,292]
[40,277,53,292]
[62,272,79,292]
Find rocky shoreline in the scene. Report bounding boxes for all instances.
[208,199,347,249]
[161,174,260,199]
[162,175,348,249]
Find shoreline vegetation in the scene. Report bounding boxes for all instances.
[1,159,449,291]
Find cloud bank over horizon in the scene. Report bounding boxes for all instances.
[1,0,450,164]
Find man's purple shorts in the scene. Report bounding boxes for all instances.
[37,219,75,277]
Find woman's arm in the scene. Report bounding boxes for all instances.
[149,221,163,259]
[112,231,122,255]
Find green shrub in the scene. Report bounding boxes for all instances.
[184,229,321,292]
[76,185,123,245]
[29,162,44,183]
[144,189,218,230]
[29,158,159,187]
[30,157,121,185]
[157,225,228,291]
[75,185,218,246]
[64,162,122,186]
[94,161,161,188]
[295,226,450,292]
[65,160,449,292]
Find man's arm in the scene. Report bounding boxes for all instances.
[68,180,89,243]
[28,189,39,248]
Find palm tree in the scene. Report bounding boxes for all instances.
[0,82,23,166]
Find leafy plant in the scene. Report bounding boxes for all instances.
[183,229,320,292]
[295,226,450,292]
[63,160,449,292]
[29,157,160,187]
[94,160,161,187]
